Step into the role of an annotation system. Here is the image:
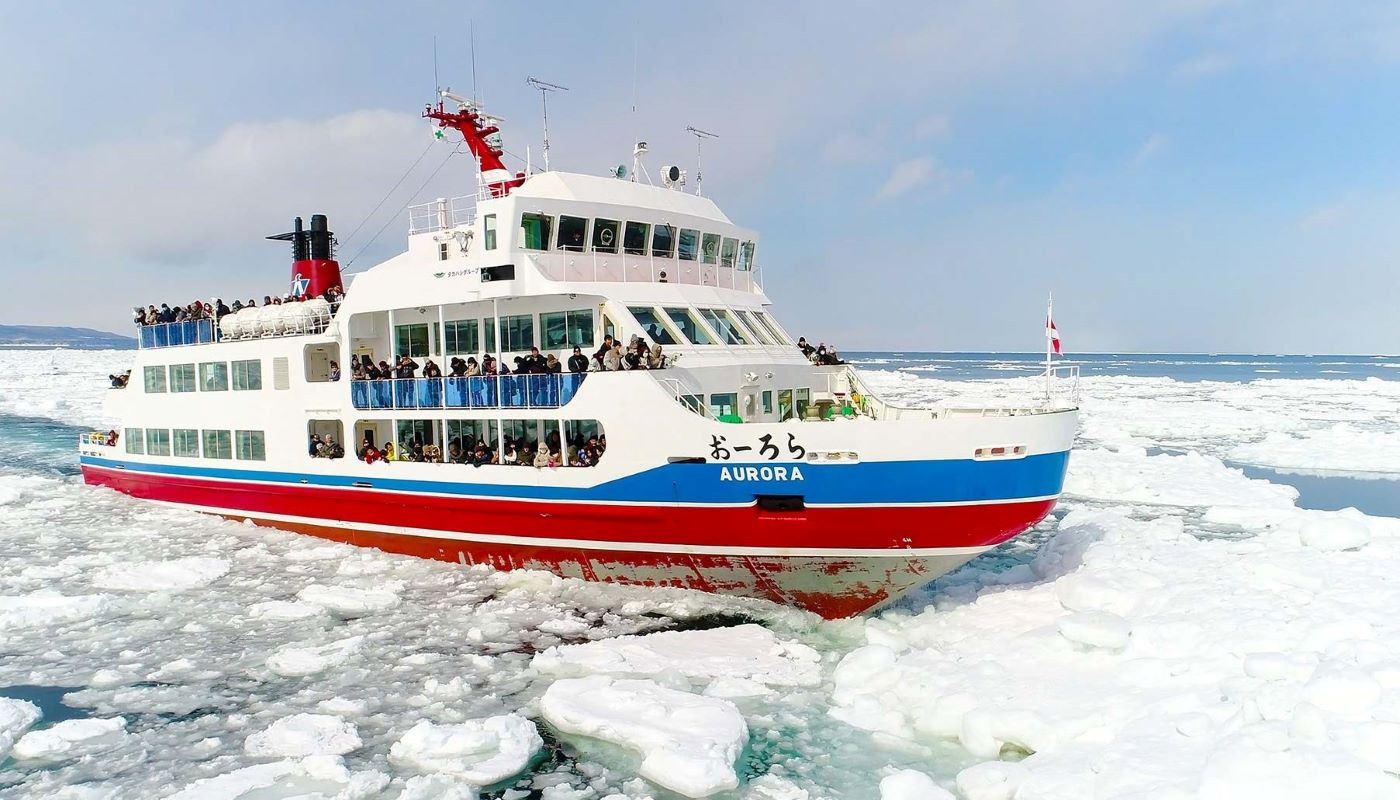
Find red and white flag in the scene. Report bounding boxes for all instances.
[1046,314,1062,355]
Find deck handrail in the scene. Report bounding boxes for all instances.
[350,373,587,411]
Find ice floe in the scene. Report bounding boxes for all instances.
[0,697,41,759]
[243,713,362,757]
[90,557,229,592]
[11,717,129,762]
[388,714,542,785]
[540,676,749,798]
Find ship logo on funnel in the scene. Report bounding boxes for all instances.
[291,273,310,296]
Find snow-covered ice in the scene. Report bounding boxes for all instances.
[10,717,130,762]
[243,713,362,757]
[388,714,542,785]
[0,697,41,759]
[541,676,749,797]
[90,556,229,592]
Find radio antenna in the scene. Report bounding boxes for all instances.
[432,35,440,95]
[470,22,478,103]
[686,126,718,197]
[526,76,569,172]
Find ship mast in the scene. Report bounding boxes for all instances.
[424,91,525,198]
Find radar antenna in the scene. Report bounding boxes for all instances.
[686,126,718,197]
[526,76,569,172]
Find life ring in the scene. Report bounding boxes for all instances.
[599,228,615,247]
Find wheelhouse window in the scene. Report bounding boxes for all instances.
[623,221,650,255]
[169,364,196,393]
[739,241,755,271]
[735,310,777,345]
[394,323,431,358]
[143,366,167,393]
[200,362,228,391]
[701,233,721,264]
[483,214,498,250]
[202,429,232,459]
[146,428,171,456]
[754,311,792,345]
[651,224,676,257]
[231,359,262,390]
[542,309,595,349]
[519,213,553,250]
[678,229,699,261]
[445,320,480,355]
[720,237,738,268]
[235,430,266,461]
[500,314,535,351]
[709,393,738,419]
[173,429,199,457]
[664,307,715,345]
[778,389,794,421]
[699,308,751,345]
[125,428,145,455]
[558,215,588,251]
[592,218,620,254]
[627,307,679,346]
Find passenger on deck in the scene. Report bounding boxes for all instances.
[533,445,551,468]
[447,439,464,463]
[449,357,467,377]
[567,347,589,373]
[465,357,481,377]
[395,355,419,378]
[501,441,518,465]
[623,344,644,370]
[603,344,622,371]
[593,335,616,369]
[309,434,323,457]
[472,442,491,466]
[325,435,344,459]
[482,354,497,374]
[423,444,441,463]
[329,361,341,382]
[798,337,815,359]
[545,354,562,374]
[522,347,547,373]
[382,442,395,462]
[105,430,119,447]
[351,361,365,380]
[377,360,392,380]
[422,359,443,379]
[109,371,130,388]
[648,344,665,369]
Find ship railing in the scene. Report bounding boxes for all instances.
[408,195,476,235]
[137,304,335,349]
[828,363,1081,421]
[526,252,762,292]
[1045,364,1081,404]
[654,375,716,419]
[350,374,587,411]
[136,319,220,349]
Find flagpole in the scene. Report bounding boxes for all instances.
[1045,292,1053,402]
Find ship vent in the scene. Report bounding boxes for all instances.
[756,495,804,512]
[273,357,291,390]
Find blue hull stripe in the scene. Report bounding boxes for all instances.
[80,451,1071,506]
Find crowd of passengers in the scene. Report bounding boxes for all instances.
[350,334,667,382]
[353,431,606,468]
[797,337,846,366]
[132,287,346,327]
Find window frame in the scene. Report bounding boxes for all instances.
[753,311,792,345]
[623,221,650,256]
[699,308,751,345]
[445,319,480,355]
[678,229,700,261]
[202,429,232,459]
[199,361,229,392]
[734,310,778,346]
[720,237,738,268]
[557,215,589,252]
[739,241,756,271]
[231,359,262,391]
[394,323,432,358]
[146,428,171,456]
[143,365,167,393]
[778,389,795,421]
[651,224,676,258]
[519,212,554,251]
[483,214,498,250]
[592,218,620,254]
[701,233,721,265]
[709,393,739,418]
[169,363,196,393]
[500,314,535,352]
[663,307,716,345]
[125,428,145,455]
[173,428,200,458]
[235,430,266,461]
[627,307,681,346]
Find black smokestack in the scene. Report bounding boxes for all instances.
[309,214,333,260]
[292,216,308,262]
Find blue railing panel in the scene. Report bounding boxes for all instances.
[416,378,444,408]
[445,377,469,408]
[370,380,394,409]
[349,373,586,412]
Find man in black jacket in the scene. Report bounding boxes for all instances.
[567,347,589,373]
[395,355,419,378]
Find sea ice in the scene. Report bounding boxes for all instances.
[389,714,543,785]
[265,635,365,677]
[243,713,362,757]
[90,557,229,592]
[532,623,822,689]
[0,697,41,759]
[0,591,112,629]
[540,676,748,798]
[10,716,129,762]
[878,769,953,800]
[296,583,401,615]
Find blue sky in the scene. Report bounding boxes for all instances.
[3,1,1400,352]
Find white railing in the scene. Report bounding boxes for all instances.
[654,374,715,419]
[830,364,1081,422]
[527,252,762,292]
[409,195,476,235]
[1045,364,1081,404]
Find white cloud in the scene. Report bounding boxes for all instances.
[875,157,937,201]
[1133,133,1170,164]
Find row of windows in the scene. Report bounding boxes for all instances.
[479,212,756,270]
[628,306,789,348]
[124,428,265,460]
[683,389,812,420]
[395,308,597,358]
[144,360,262,394]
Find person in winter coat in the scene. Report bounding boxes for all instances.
[567,347,589,373]
[395,355,419,378]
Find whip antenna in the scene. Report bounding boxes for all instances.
[686,126,718,197]
[526,76,569,172]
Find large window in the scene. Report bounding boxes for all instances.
[627,307,679,346]
[483,214,497,250]
[445,319,480,355]
[558,216,588,251]
[709,393,738,419]
[592,218,619,254]
[173,429,199,457]
[200,362,229,391]
[169,363,196,393]
[720,237,738,269]
[623,221,650,256]
[235,430,265,461]
[500,314,535,351]
[125,428,145,455]
[231,359,262,391]
[396,420,438,451]
[519,213,553,250]
[739,241,756,271]
[395,323,431,358]
[146,428,171,456]
[143,366,167,393]
[796,388,812,420]
[735,310,777,345]
[541,309,595,349]
[753,311,791,345]
[701,233,721,265]
[664,307,715,345]
[652,224,675,258]
[202,429,232,459]
[778,389,794,421]
[699,308,751,345]
[447,419,496,452]
[678,229,699,261]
